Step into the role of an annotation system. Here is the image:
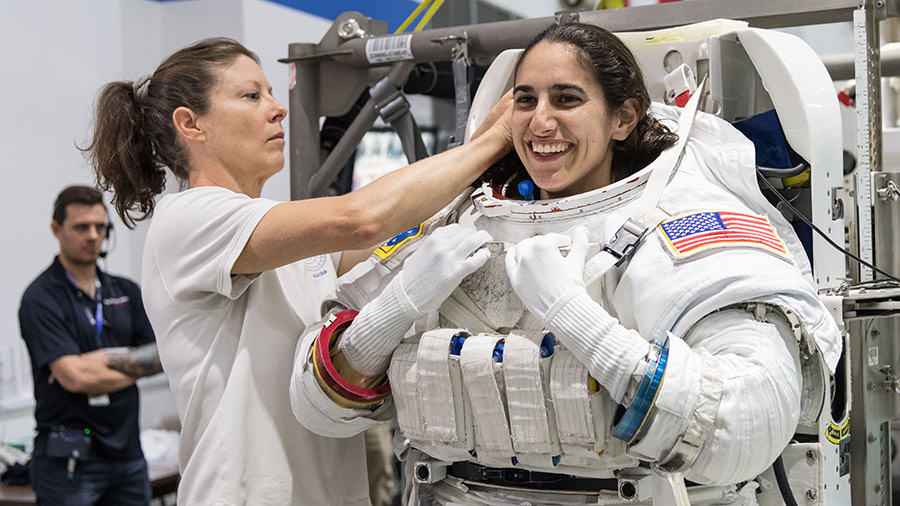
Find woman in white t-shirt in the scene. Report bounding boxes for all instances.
[83,38,511,506]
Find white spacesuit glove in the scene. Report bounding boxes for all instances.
[397,224,494,316]
[505,225,648,401]
[340,224,493,376]
[504,225,590,322]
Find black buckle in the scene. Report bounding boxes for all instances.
[479,466,503,481]
[451,461,619,491]
[601,218,648,266]
[502,468,530,483]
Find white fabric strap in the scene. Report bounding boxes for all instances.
[582,250,619,293]
[418,330,464,444]
[652,467,692,506]
[633,76,707,222]
[391,327,643,473]
[503,333,558,460]
[583,78,707,289]
[549,349,599,455]
[389,342,427,441]
[660,352,725,473]
[459,335,515,463]
[392,332,476,458]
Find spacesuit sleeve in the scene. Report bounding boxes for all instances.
[548,293,801,485]
[631,308,801,484]
[290,316,397,438]
[289,255,402,437]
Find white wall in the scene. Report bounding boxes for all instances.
[1,1,129,444]
[0,0,332,446]
[243,0,333,202]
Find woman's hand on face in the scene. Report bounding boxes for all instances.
[470,90,513,150]
[505,226,590,323]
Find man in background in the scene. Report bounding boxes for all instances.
[19,185,163,506]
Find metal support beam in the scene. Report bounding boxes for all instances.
[848,313,899,506]
[578,0,870,31]
[307,62,416,198]
[286,0,893,200]
[822,44,900,80]
[292,0,871,72]
[854,5,884,283]
[287,43,321,201]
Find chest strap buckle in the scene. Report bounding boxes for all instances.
[602,218,649,266]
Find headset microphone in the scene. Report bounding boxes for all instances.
[99,222,114,259]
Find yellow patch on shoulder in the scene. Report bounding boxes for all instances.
[372,224,424,260]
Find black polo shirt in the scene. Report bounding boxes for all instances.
[19,257,155,460]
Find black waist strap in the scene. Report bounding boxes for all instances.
[448,461,618,492]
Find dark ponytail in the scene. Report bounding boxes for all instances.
[86,80,166,228]
[82,38,258,227]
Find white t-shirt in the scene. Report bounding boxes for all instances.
[142,187,370,506]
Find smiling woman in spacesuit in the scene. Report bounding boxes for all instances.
[291,23,842,506]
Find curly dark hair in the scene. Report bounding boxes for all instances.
[483,23,678,193]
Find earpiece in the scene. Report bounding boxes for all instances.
[100,221,114,258]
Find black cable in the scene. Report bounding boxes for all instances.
[773,455,800,506]
[757,169,900,285]
[852,278,900,289]
[757,163,807,179]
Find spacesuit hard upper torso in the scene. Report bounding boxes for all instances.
[298,106,842,503]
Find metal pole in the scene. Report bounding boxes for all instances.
[853,6,883,284]
[324,18,553,68]
[286,0,874,200]
[312,0,865,70]
[822,43,900,80]
[848,5,890,506]
[288,43,321,201]
[306,61,417,198]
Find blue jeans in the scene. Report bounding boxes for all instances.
[30,454,151,506]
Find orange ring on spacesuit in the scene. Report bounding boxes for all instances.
[314,309,391,404]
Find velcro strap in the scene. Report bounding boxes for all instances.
[660,353,724,472]
[550,350,598,451]
[583,251,619,294]
[504,333,559,460]
[418,330,463,444]
[389,342,426,441]
[460,335,515,461]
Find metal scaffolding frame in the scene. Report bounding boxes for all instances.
[284,0,900,503]
[283,0,894,201]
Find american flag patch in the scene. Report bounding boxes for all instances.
[657,211,789,260]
